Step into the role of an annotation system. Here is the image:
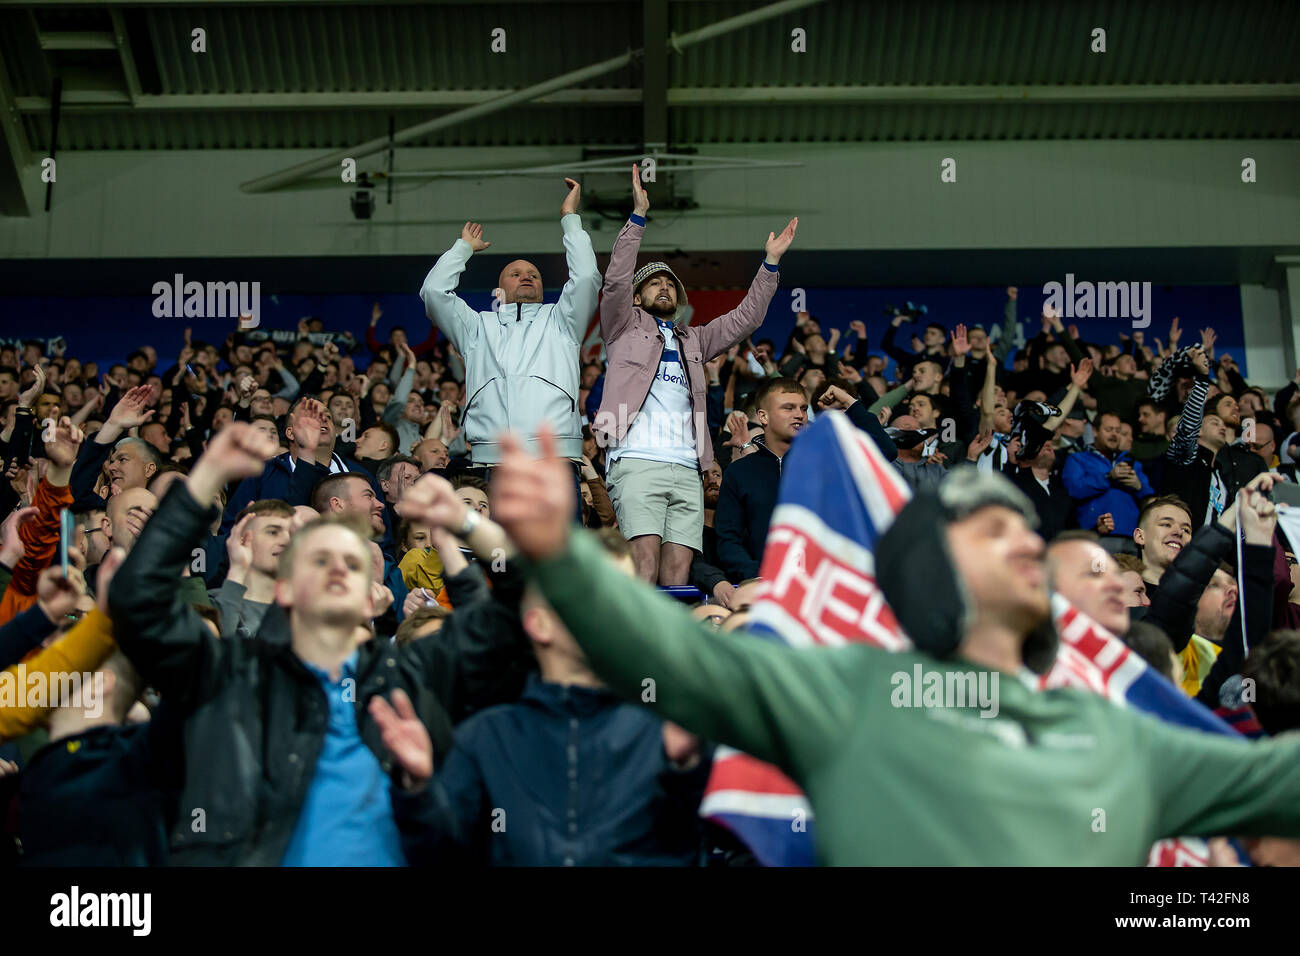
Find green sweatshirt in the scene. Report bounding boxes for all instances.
[530,530,1300,865]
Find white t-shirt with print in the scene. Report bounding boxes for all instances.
[608,319,698,468]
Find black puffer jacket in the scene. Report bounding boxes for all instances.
[108,482,533,866]
[1142,518,1273,707]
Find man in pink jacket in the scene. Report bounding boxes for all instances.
[592,164,798,584]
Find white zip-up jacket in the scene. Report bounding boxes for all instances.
[420,213,599,464]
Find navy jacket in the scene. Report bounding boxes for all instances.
[222,450,386,531]
[715,442,782,582]
[395,675,712,867]
[18,708,184,866]
[715,401,895,581]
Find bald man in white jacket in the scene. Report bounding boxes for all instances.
[419,179,600,467]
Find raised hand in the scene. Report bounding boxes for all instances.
[764,217,798,264]
[1095,513,1115,535]
[1189,345,1210,377]
[724,410,750,448]
[1200,327,1217,357]
[1168,316,1182,347]
[837,361,862,384]
[560,177,581,217]
[226,512,255,575]
[1070,358,1094,389]
[460,221,491,253]
[369,689,433,789]
[850,319,868,338]
[45,417,84,468]
[439,402,461,442]
[491,426,575,561]
[631,163,650,216]
[0,506,38,568]
[818,384,856,412]
[1238,473,1280,545]
[18,362,47,407]
[36,563,86,623]
[290,398,329,456]
[238,376,258,402]
[966,431,993,461]
[108,384,157,431]
[950,324,970,357]
[370,301,383,326]
[396,472,469,532]
[187,422,282,506]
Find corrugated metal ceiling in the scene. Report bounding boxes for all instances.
[4,0,1298,151]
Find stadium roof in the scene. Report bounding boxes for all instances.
[2,0,1297,155]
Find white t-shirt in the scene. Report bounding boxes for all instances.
[608,320,698,468]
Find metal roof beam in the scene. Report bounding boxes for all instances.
[17,82,1297,115]
[668,84,1300,105]
[13,88,642,111]
[239,0,829,193]
[38,30,117,50]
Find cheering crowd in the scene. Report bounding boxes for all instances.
[3,165,1300,867]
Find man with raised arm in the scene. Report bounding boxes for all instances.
[487,426,1300,865]
[594,164,798,584]
[418,178,600,467]
[106,423,532,865]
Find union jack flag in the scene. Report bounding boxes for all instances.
[700,412,1242,866]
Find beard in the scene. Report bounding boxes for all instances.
[642,299,676,318]
[704,488,720,507]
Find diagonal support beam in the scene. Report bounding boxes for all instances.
[0,47,31,216]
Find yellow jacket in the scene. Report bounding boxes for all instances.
[0,607,117,741]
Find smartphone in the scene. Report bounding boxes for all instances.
[59,507,74,577]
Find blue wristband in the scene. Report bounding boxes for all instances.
[762,260,778,272]
[629,214,647,227]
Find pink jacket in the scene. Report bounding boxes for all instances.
[592,219,779,471]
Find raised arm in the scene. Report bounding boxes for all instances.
[1043,359,1093,431]
[110,423,279,710]
[990,287,1018,363]
[420,223,490,354]
[552,177,601,344]
[1166,347,1211,465]
[395,471,532,720]
[696,218,797,361]
[494,428,855,775]
[599,165,651,342]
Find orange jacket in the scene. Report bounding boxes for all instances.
[0,479,73,627]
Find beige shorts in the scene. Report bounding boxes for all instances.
[606,457,704,551]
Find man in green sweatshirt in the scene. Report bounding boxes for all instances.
[492,427,1300,866]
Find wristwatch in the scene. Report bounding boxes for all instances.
[457,509,481,539]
